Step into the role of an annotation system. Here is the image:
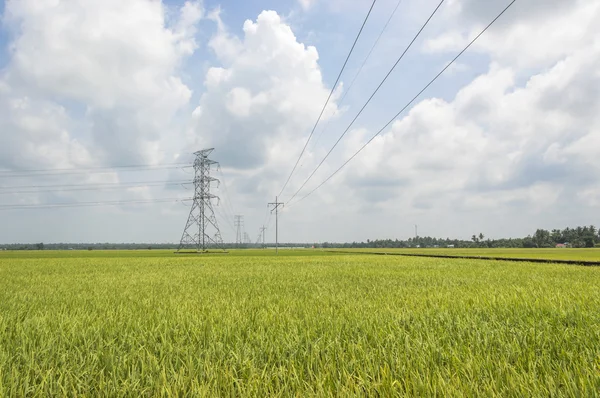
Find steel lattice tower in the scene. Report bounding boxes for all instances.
[177,148,224,252]
[234,215,244,245]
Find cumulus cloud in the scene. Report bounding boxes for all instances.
[320,0,600,238]
[0,0,597,243]
[0,0,205,242]
[189,10,340,171]
[424,0,598,68]
[0,93,91,171]
[0,1,344,243]
[2,0,203,165]
[348,57,599,199]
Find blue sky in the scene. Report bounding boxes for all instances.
[172,0,492,149]
[0,0,598,244]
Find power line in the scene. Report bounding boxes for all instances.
[0,197,190,211]
[191,166,236,241]
[310,0,405,152]
[0,179,189,190]
[218,201,237,237]
[286,0,447,204]
[278,0,378,198]
[0,164,189,178]
[216,167,238,224]
[261,205,270,230]
[266,210,273,230]
[0,180,190,195]
[288,0,518,208]
[0,162,189,174]
[214,204,237,237]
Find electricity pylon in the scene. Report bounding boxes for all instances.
[234,215,244,246]
[256,226,267,248]
[177,148,224,252]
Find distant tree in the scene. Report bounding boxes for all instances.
[571,239,585,248]
[583,234,595,248]
[36,242,44,251]
[533,229,552,248]
[550,229,562,244]
[522,235,535,248]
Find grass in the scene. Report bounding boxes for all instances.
[333,247,600,261]
[0,248,329,259]
[3,247,599,261]
[1,251,599,396]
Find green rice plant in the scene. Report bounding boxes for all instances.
[338,247,600,261]
[0,252,599,396]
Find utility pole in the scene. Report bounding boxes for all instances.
[415,224,418,238]
[268,196,284,255]
[177,148,224,252]
[234,215,244,246]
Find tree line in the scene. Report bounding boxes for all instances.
[0,242,310,251]
[318,225,600,249]
[1,225,599,250]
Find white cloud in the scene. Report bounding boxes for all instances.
[207,7,243,64]
[0,0,205,243]
[174,1,204,55]
[328,4,600,237]
[5,0,198,108]
[2,0,203,164]
[423,30,467,53]
[424,0,599,69]
[0,93,92,171]
[578,186,600,208]
[182,0,600,242]
[298,0,317,11]
[189,10,340,172]
[1,0,598,243]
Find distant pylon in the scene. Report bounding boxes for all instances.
[234,215,244,245]
[177,148,224,252]
[256,226,267,248]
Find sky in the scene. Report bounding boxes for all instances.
[0,0,598,244]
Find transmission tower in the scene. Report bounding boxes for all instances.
[244,232,251,245]
[234,215,244,245]
[256,226,267,248]
[177,148,224,252]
